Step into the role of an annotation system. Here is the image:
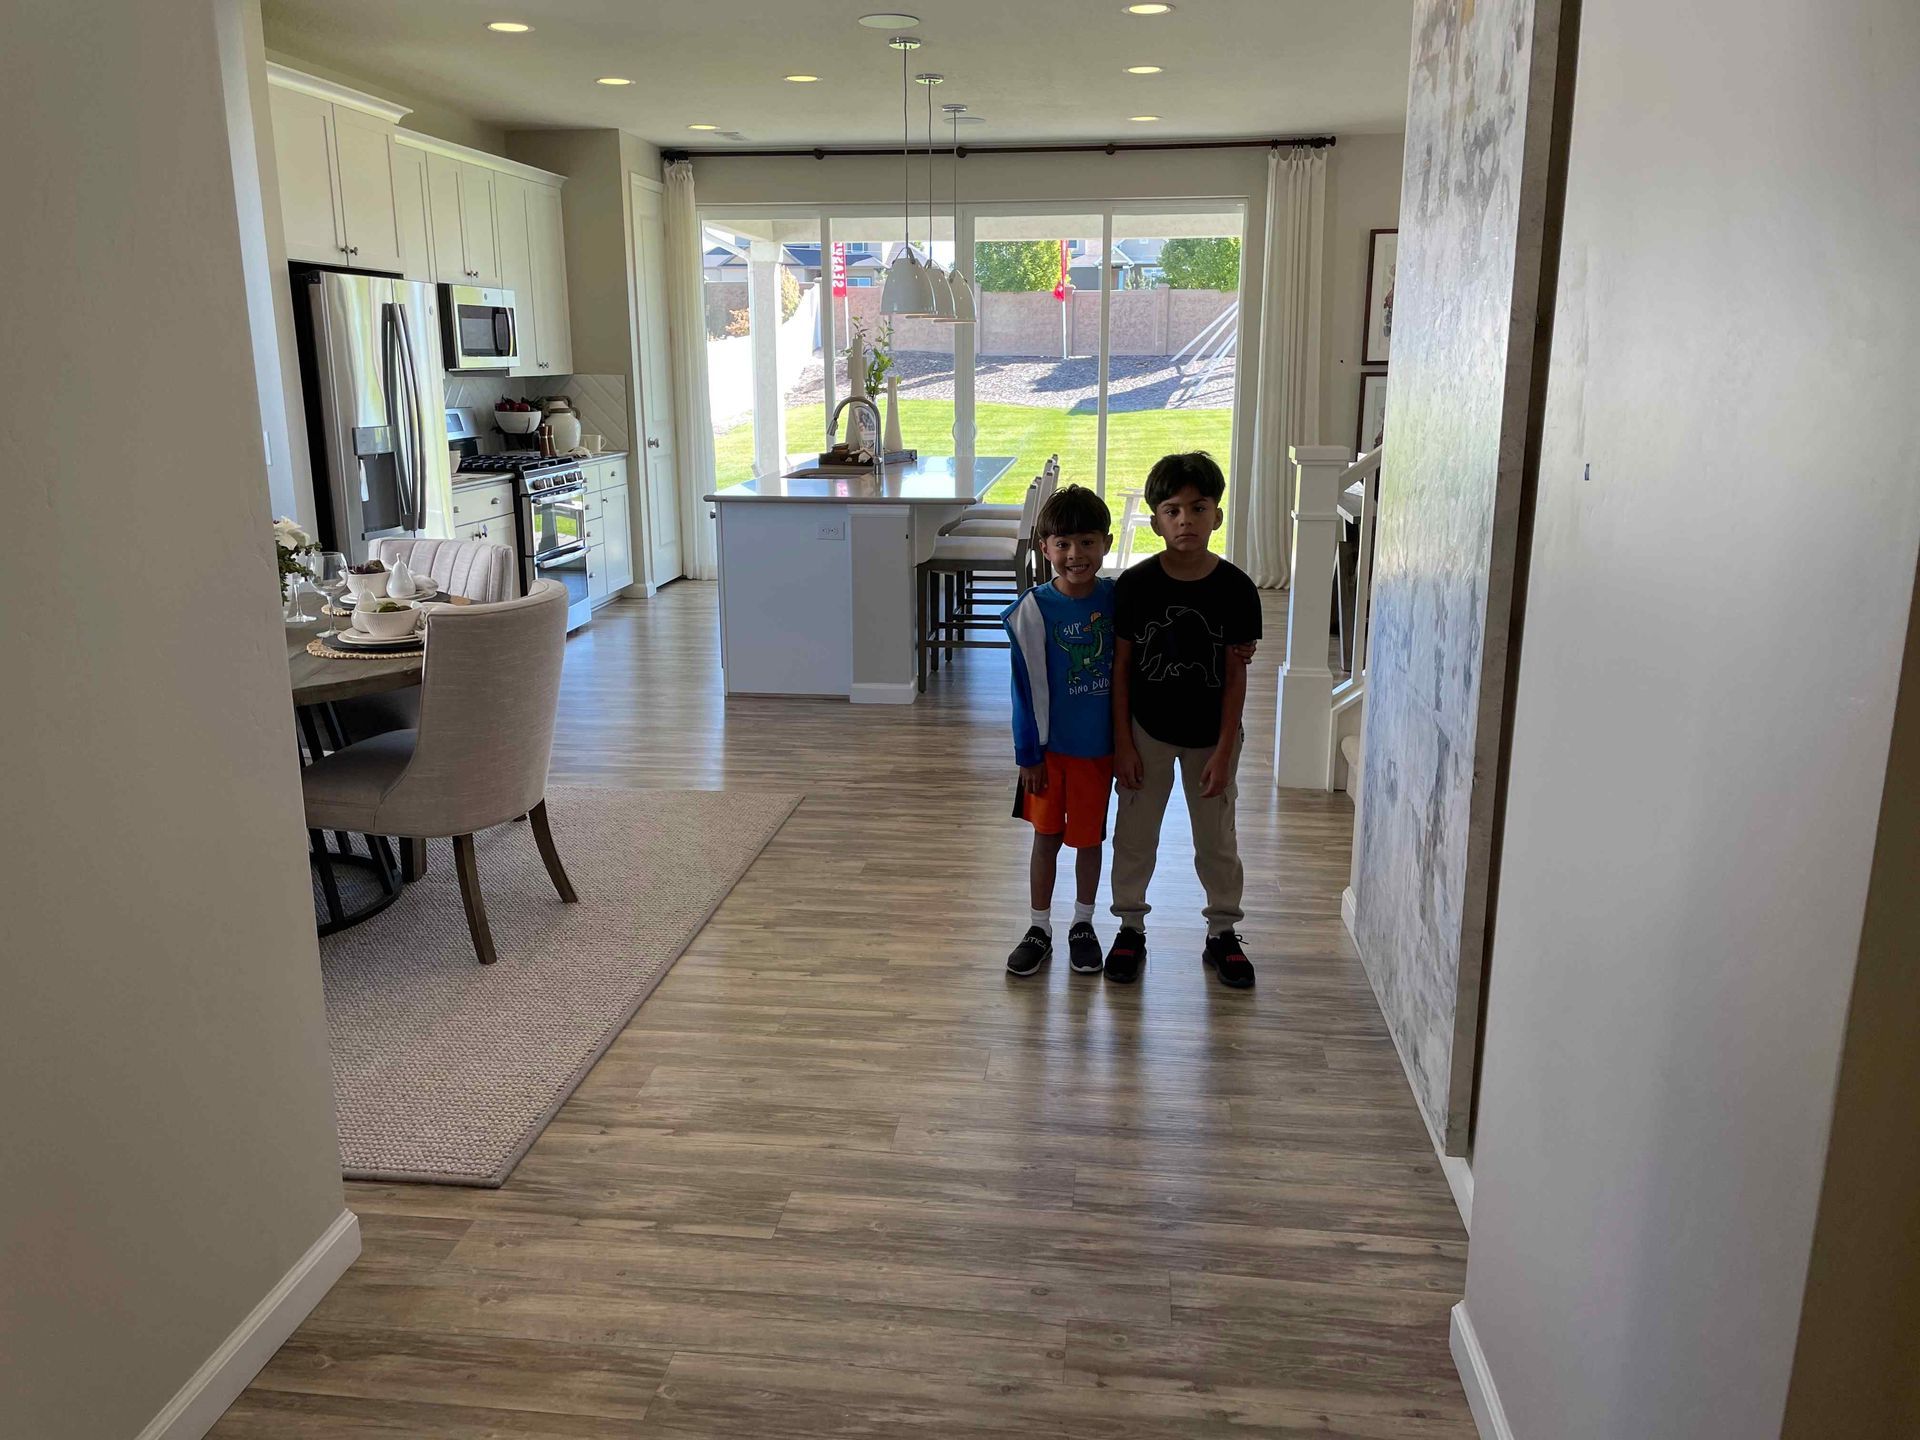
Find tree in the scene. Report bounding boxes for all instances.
[1159,236,1241,291]
[974,239,1061,293]
[779,267,803,323]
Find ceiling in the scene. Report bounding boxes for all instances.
[260,0,1414,149]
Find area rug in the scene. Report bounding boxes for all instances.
[319,785,800,1186]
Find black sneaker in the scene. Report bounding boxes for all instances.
[1006,926,1052,977]
[1203,930,1256,988]
[1067,921,1103,974]
[1104,927,1147,984]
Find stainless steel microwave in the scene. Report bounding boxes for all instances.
[440,284,520,371]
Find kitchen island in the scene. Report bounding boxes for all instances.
[707,455,1017,703]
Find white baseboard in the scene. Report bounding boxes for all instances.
[849,681,917,706]
[135,1208,360,1440]
[1341,886,1359,941]
[1450,1302,1515,1440]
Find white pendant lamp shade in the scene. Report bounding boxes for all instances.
[945,267,977,324]
[925,261,956,319]
[881,248,935,317]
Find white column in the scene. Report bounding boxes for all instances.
[1274,445,1349,788]
[748,239,786,478]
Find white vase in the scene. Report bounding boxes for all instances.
[884,375,904,455]
[388,557,416,599]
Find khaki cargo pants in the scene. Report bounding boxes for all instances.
[1109,720,1245,935]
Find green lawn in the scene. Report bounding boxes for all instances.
[713,399,1233,557]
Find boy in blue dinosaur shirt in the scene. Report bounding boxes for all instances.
[1002,485,1118,977]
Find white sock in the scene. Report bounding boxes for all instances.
[1073,901,1095,925]
[1030,908,1052,936]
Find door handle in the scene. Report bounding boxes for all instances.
[647,438,661,449]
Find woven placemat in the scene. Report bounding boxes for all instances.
[307,635,423,661]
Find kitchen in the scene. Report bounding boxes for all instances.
[266,63,675,634]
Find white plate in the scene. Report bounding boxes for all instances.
[338,580,439,607]
[331,624,422,649]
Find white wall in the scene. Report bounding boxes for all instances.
[1459,0,1920,1434]
[1319,131,1404,449]
[0,2,350,1435]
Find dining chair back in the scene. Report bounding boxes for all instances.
[376,536,518,602]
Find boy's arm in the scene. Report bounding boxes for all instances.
[1199,648,1248,798]
[1007,610,1048,791]
[1112,637,1142,789]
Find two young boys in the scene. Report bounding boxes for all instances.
[1002,451,1261,988]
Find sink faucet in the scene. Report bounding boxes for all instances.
[827,396,882,456]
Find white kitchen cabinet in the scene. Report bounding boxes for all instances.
[601,484,633,595]
[454,516,512,548]
[587,544,608,603]
[426,155,502,286]
[525,183,573,374]
[330,107,404,275]
[272,87,343,263]
[389,141,434,283]
[268,80,404,272]
[449,480,514,528]
[494,175,538,377]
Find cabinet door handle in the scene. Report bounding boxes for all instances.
[647,438,661,449]
[348,246,359,256]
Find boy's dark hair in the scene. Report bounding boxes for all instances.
[1144,450,1227,509]
[1036,483,1112,540]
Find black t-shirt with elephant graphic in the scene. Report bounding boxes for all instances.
[1113,554,1264,748]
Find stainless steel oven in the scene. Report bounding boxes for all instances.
[524,479,591,631]
[440,284,520,371]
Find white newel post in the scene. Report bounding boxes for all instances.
[1273,445,1349,788]
[748,239,787,478]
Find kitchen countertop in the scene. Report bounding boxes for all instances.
[706,455,1015,506]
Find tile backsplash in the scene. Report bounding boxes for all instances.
[443,373,630,455]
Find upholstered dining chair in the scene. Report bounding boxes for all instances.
[301,578,575,965]
[375,536,518,603]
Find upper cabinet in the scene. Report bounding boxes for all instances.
[267,69,405,271]
[524,183,573,375]
[428,156,504,286]
[268,65,570,373]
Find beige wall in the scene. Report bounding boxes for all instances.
[1319,131,1404,448]
[1781,549,1920,1436]
[1460,0,1920,1433]
[0,2,348,1436]
[262,47,506,152]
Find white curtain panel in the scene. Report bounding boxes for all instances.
[1236,147,1327,589]
[663,161,719,581]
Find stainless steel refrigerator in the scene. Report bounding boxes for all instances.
[293,269,453,563]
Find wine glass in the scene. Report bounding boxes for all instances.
[314,552,350,640]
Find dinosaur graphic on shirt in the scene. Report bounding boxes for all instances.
[1052,611,1111,695]
[1137,605,1222,687]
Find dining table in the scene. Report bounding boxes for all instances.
[287,599,466,928]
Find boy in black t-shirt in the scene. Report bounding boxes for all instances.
[1106,452,1263,988]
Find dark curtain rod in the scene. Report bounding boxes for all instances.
[662,135,1334,162]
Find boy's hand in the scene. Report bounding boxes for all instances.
[1114,744,1144,791]
[1019,762,1049,795]
[1229,641,1258,664]
[1199,747,1236,799]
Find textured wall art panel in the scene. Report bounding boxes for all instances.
[1355,0,1565,1145]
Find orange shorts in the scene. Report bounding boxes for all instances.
[1018,752,1115,849]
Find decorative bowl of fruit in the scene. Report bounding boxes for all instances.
[353,596,421,639]
[495,398,542,435]
[344,559,390,601]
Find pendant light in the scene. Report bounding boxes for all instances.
[880,36,935,318]
[918,74,956,319]
[939,103,976,325]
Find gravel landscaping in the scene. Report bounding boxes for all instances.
[783,351,1237,414]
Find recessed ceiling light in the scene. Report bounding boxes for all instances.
[1125,3,1174,12]
[596,76,632,86]
[785,74,820,82]
[687,123,719,131]
[486,20,531,32]
[1129,115,1161,122]
[858,11,920,25]
[1126,65,1163,74]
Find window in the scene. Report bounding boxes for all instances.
[702,216,825,488]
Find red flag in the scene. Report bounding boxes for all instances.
[1052,238,1070,301]
[830,241,847,298]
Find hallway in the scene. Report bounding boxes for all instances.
[215,582,1472,1437]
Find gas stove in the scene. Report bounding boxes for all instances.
[457,451,585,493]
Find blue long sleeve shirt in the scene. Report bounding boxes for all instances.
[1002,578,1117,767]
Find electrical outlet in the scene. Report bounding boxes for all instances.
[816,521,847,541]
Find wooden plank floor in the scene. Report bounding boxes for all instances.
[215,581,1472,1438]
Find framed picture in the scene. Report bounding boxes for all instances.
[1362,228,1398,366]
[1355,371,1389,455]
